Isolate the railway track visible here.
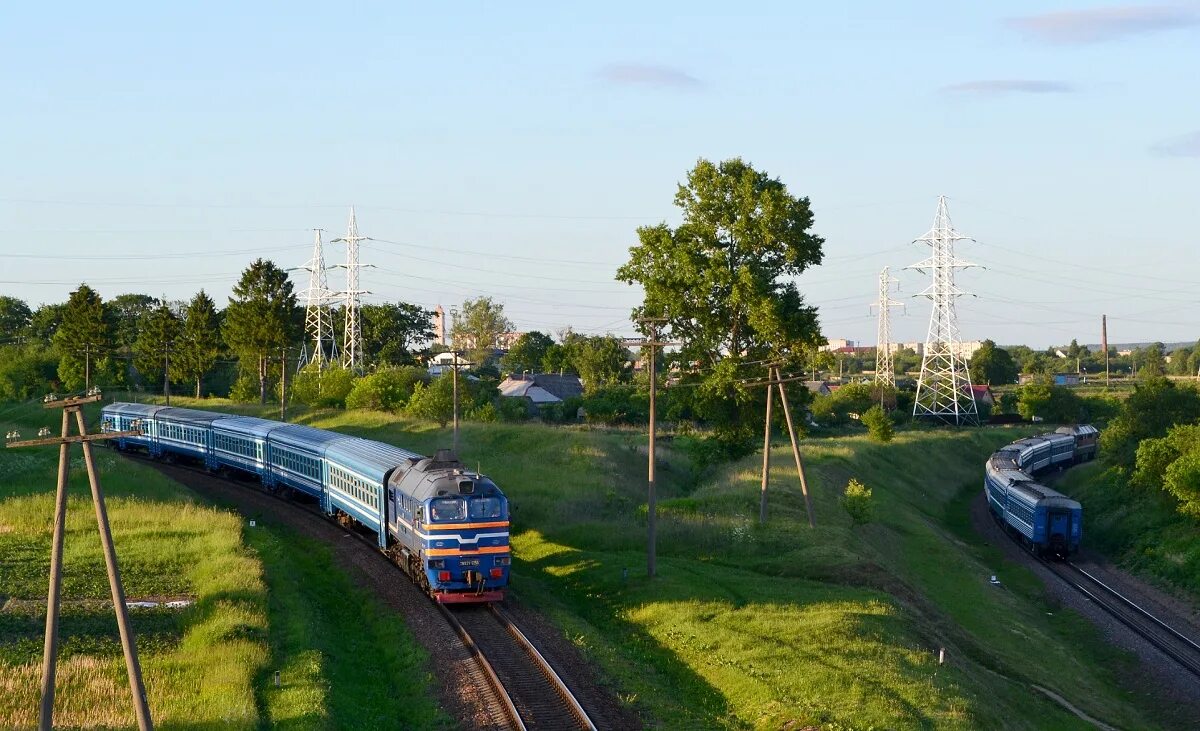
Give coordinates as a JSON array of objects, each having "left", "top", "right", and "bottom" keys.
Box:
[
  {"left": 442, "top": 604, "right": 597, "bottom": 731},
  {"left": 120, "top": 449, "right": 598, "bottom": 730},
  {"left": 1048, "top": 559, "right": 1200, "bottom": 679}
]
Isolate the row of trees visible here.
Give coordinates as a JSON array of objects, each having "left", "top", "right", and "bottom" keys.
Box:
[{"left": 0, "top": 259, "right": 436, "bottom": 403}]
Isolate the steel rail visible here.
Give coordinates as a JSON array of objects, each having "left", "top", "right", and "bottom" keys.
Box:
[
  {"left": 489, "top": 605, "right": 598, "bottom": 731},
  {"left": 1066, "top": 562, "right": 1200, "bottom": 657},
  {"left": 439, "top": 604, "right": 527, "bottom": 731},
  {"left": 1043, "top": 559, "right": 1200, "bottom": 679}
]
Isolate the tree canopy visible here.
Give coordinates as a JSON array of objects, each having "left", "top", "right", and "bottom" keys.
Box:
[
  {"left": 361, "top": 302, "right": 434, "bottom": 367},
  {"left": 968, "top": 340, "right": 1018, "bottom": 386},
  {"left": 133, "top": 301, "right": 181, "bottom": 391},
  {"left": 616, "top": 157, "right": 824, "bottom": 444},
  {"left": 451, "top": 296, "right": 513, "bottom": 366},
  {"left": 500, "top": 331, "right": 554, "bottom": 375},
  {"left": 223, "top": 260, "right": 297, "bottom": 404},
  {"left": 0, "top": 296, "right": 32, "bottom": 338},
  {"left": 53, "top": 284, "right": 114, "bottom": 390},
  {"left": 175, "top": 290, "right": 222, "bottom": 398}
]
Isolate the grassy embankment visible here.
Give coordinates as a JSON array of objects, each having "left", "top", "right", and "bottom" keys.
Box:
[
  {"left": 180, "top": 398, "right": 1164, "bottom": 729},
  {"left": 0, "top": 400, "right": 448, "bottom": 730},
  {"left": 1059, "top": 464, "right": 1200, "bottom": 600}
]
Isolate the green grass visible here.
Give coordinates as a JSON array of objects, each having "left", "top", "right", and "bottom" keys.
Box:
[
  {"left": 164, "top": 399, "right": 1166, "bottom": 729},
  {"left": 1058, "top": 463, "right": 1200, "bottom": 600},
  {"left": 0, "top": 400, "right": 447, "bottom": 729}
]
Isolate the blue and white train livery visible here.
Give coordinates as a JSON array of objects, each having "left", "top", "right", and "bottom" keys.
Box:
[
  {"left": 100, "top": 402, "right": 510, "bottom": 603},
  {"left": 983, "top": 425, "right": 1098, "bottom": 558}
]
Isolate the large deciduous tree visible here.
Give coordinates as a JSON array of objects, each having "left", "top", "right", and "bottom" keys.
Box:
[
  {"left": 562, "top": 333, "right": 631, "bottom": 392},
  {"left": 54, "top": 284, "right": 116, "bottom": 391},
  {"left": 223, "top": 259, "right": 297, "bottom": 404},
  {"left": 0, "top": 296, "right": 32, "bottom": 338},
  {"left": 968, "top": 340, "right": 1019, "bottom": 386},
  {"left": 501, "top": 331, "right": 554, "bottom": 375},
  {"left": 176, "top": 290, "right": 223, "bottom": 398},
  {"left": 617, "top": 158, "right": 824, "bottom": 442},
  {"left": 361, "top": 302, "right": 435, "bottom": 367},
  {"left": 450, "top": 296, "right": 513, "bottom": 366},
  {"left": 108, "top": 293, "right": 158, "bottom": 352}
]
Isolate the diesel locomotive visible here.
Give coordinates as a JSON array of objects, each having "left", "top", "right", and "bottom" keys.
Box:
[{"left": 100, "top": 402, "right": 510, "bottom": 603}]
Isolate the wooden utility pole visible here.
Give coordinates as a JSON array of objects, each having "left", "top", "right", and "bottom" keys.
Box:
[
  {"left": 1102, "top": 314, "right": 1109, "bottom": 387},
  {"left": 162, "top": 342, "right": 173, "bottom": 406},
  {"left": 451, "top": 349, "right": 462, "bottom": 456},
  {"left": 627, "top": 318, "right": 668, "bottom": 578},
  {"left": 752, "top": 367, "right": 815, "bottom": 528},
  {"left": 7, "top": 392, "right": 153, "bottom": 731},
  {"left": 280, "top": 347, "right": 288, "bottom": 422},
  {"left": 760, "top": 376, "right": 773, "bottom": 524}
]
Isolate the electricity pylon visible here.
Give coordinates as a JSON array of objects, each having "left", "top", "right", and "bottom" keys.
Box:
[
  {"left": 296, "top": 229, "right": 337, "bottom": 370},
  {"left": 332, "top": 208, "right": 370, "bottom": 373},
  {"left": 907, "top": 196, "right": 979, "bottom": 425},
  {"left": 871, "top": 267, "right": 904, "bottom": 387}
]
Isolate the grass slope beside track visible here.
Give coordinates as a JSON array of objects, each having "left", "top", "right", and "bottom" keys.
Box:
[
  {"left": 179, "top": 399, "right": 1164, "bottom": 730},
  {"left": 0, "top": 400, "right": 448, "bottom": 730},
  {"left": 1058, "top": 463, "right": 1200, "bottom": 601}
]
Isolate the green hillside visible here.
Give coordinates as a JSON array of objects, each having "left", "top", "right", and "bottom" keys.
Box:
[
  {"left": 0, "top": 400, "right": 448, "bottom": 729},
  {"left": 253, "top": 403, "right": 1160, "bottom": 730}
]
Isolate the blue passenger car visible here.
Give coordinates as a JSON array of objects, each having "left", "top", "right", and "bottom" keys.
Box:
[
  {"left": 99, "top": 401, "right": 511, "bottom": 603},
  {"left": 983, "top": 428, "right": 1090, "bottom": 557}
]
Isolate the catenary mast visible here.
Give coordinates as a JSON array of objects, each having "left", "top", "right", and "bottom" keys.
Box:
[{"left": 908, "top": 196, "right": 979, "bottom": 425}]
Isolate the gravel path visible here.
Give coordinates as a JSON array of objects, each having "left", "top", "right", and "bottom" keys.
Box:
[
  {"left": 151, "top": 461, "right": 638, "bottom": 730},
  {"left": 969, "top": 490, "right": 1200, "bottom": 730}
]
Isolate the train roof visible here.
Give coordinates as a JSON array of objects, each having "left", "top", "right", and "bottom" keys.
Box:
[
  {"left": 153, "top": 407, "right": 229, "bottom": 426},
  {"left": 268, "top": 423, "right": 350, "bottom": 452},
  {"left": 210, "top": 415, "right": 281, "bottom": 439},
  {"left": 325, "top": 437, "right": 423, "bottom": 483},
  {"left": 389, "top": 452, "right": 503, "bottom": 502},
  {"left": 101, "top": 402, "right": 169, "bottom": 419},
  {"left": 1056, "top": 424, "right": 1099, "bottom": 437}
]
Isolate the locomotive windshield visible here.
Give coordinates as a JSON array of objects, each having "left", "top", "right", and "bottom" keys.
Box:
[
  {"left": 469, "top": 496, "right": 503, "bottom": 520},
  {"left": 429, "top": 497, "right": 466, "bottom": 522}
]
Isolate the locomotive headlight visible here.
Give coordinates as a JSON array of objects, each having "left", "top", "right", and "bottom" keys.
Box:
[
  {"left": 428, "top": 559, "right": 446, "bottom": 569},
  {"left": 494, "top": 556, "right": 511, "bottom": 566}
]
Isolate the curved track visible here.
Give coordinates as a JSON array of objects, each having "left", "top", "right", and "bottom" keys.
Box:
[
  {"left": 1044, "top": 559, "right": 1200, "bottom": 679},
  {"left": 442, "top": 605, "right": 597, "bottom": 731},
  {"left": 119, "top": 448, "right": 598, "bottom": 729}
]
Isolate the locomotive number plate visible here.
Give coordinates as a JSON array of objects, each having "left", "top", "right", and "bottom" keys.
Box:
[{"left": 459, "top": 558, "right": 480, "bottom": 567}]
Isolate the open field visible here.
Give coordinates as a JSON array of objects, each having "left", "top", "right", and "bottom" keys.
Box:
[
  {"left": 162, "top": 398, "right": 1167, "bottom": 729},
  {"left": 0, "top": 400, "right": 447, "bottom": 729}
]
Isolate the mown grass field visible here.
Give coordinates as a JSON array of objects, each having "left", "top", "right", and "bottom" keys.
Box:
[
  {"left": 174, "top": 398, "right": 1165, "bottom": 729},
  {"left": 0, "top": 400, "right": 448, "bottom": 730}
]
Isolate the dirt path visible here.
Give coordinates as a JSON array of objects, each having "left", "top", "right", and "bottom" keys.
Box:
[{"left": 152, "top": 461, "right": 640, "bottom": 730}]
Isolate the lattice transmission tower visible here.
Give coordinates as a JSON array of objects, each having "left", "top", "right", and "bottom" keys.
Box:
[
  {"left": 296, "top": 228, "right": 338, "bottom": 370},
  {"left": 332, "top": 207, "right": 370, "bottom": 372},
  {"left": 907, "top": 196, "right": 979, "bottom": 425},
  {"left": 871, "top": 267, "right": 904, "bottom": 387}
]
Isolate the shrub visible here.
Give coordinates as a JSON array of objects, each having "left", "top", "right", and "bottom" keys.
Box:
[
  {"left": 467, "top": 401, "right": 498, "bottom": 423},
  {"left": 406, "top": 377, "right": 453, "bottom": 427},
  {"left": 842, "top": 478, "right": 873, "bottom": 525},
  {"left": 861, "top": 405, "right": 893, "bottom": 443},
  {"left": 229, "top": 371, "right": 260, "bottom": 403},
  {"left": 290, "top": 365, "right": 355, "bottom": 408},
  {"left": 496, "top": 397, "right": 529, "bottom": 423},
  {"left": 581, "top": 385, "right": 648, "bottom": 425},
  {"left": 345, "top": 366, "right": 426, "bottom": 411}
]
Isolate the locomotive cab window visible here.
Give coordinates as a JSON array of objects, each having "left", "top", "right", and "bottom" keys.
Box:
[
  {"left": 429, "top": 498, "right": 465, "bottom": 522},
  {"left": 468, "top": 497, "right": 503, "bottom": 520}
]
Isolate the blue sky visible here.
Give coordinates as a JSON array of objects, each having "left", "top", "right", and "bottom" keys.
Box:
[{"left": 2, "top": 1, "right": 1197, "bottom": 349}]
